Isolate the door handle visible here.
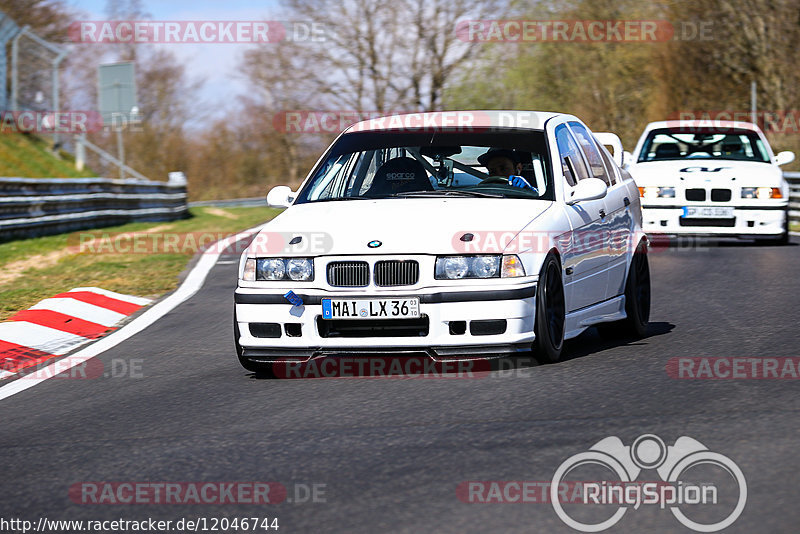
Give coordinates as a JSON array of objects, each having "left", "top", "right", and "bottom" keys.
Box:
[
  {"left": 624, "top": 197, "right": 630, "bottom": 207},
  {"left": 599, "top": 209, "right": 606, "bottom": 218}
]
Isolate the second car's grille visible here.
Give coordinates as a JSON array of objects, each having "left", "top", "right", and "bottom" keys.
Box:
[
  {"left": 327, "top": 261, "right": 369, "bottom": 287},
  {"left": 679, "top": 217, "right": 736, "bottom": 227},
  {"left": 711, "top": 188, "right": 732, "bottom": 202},
  {"left": 374, "top": 260, "right": 419, "bottom": 287},
  {"left": 686, "top": 188, "right": 706, "bottom": 201}
]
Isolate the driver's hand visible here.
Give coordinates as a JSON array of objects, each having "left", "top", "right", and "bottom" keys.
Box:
[{"left": 508, "top": 175, "right": 537, "bottom": 191}]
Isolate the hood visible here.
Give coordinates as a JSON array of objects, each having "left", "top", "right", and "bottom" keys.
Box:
[
  {"left": 628, "top": 159, "right": 783, "bottom": 187},
  {"left": 247, "top": 198, "right": 554, "bottom": 256}
]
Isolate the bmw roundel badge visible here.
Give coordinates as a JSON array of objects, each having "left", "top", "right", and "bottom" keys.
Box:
[{"left": 368, "top": 240, "right": 382, "bottom": 248}]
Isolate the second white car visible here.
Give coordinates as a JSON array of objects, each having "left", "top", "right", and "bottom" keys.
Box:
[{"left": 626, "top": 120, "right": 793, "bottom": 244}]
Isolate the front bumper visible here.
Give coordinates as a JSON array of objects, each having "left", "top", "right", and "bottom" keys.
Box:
[
  {"left": 234, "top": 284, "right": 536, "bottom": 361},
  {"left": 641, "top": 204, "right": 787, "bottom": 238}
]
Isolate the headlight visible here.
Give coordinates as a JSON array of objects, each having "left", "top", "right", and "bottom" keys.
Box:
[
  {"left": 642, "top": 186, "right": 674, "bottom": 199},
  {"left": 471, "top": 256, "right": 500, "bottom": 278},
  {"left": 258, "top": 259, "right": 286, "bottom": 280},
  {"left": 242, "top": 258, "right": 314, "bottom": 281},
  {"left": 286, "top": 258, "right": 313, "bottom": 280},
  {"left": 435, "top": 255, "right": 523, "bottom": 279},
  {"left": 742, "top": 187, "right": 782, "bottom": 199},
  {"left": 439, "top": 257, "right": 470, "bottom": 279}
]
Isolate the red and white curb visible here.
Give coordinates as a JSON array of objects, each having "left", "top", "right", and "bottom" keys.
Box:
[
  {"left": 0, "top": 288, "right": 151, "bottom": 378},
  {"left": 0, "top": 224, "right": 265, "bottom": 401}
]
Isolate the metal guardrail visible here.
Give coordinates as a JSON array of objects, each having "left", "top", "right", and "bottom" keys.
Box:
[
  {"left": 785, "top": 172, "right": 800, "bottom": 226},
  {"left": 188, "top": 197, "right": 265, "bottom": 208},
  {"left": 0, "top": 176, "right": 188, "bottom": 241}
]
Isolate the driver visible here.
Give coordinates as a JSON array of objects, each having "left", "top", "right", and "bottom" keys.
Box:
[{"left": 477, "top": 148, "right": 536, "bottom": 190}]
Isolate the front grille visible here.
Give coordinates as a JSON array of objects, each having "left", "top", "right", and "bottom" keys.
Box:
[
  {"left": 686, "top": 188, "right": 706, "bottom": 201},
  {"left": 679, "top": 218, "right": 736, "bottom": 227},
  {"left": 711, "top": 188, "right": 732, "bottom": 202},
  {"left": 317, "top": 317, "right": 429, "bottom": 338},
  {"left": 374, "top": 260, "right": 419, "bottom": 287},
  {"left": 327, "top": 261, "right": 369, "bottom": 287}
]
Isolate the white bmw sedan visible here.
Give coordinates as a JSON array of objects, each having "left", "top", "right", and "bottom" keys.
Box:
[
  {"left": 234, "top": 111, "right": 649, "bottom": 373},
  {"left": 626, "top": 120, "right": 794, "bottom": 244}
]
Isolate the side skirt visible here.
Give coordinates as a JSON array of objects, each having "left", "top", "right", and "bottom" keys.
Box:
[{"left": 564, "top": 295, "right": 626, "bottom": 340}]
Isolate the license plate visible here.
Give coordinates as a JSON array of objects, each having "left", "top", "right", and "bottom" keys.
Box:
[
  {"left": 321, "top": 298, "right": 420, "bottom": 320},
  {"left": 682, "top": 206, "right": 734, "bottom": 218}
]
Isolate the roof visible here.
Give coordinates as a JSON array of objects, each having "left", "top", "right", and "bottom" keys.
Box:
[
  {"left": 343, "top": 110, "right": 563, "bottom": 133},
  {"left": 644, "top": 119, "right": 763, "bottom": 133}
]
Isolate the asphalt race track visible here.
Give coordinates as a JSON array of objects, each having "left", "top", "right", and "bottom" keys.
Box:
[{"left": 2, "top": 236, "right": 799, "bottom": 533}]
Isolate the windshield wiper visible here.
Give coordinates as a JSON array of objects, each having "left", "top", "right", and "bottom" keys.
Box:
[
  {"left": 312, "top": 195, "right": 373, "bottom": 202},
  {"left": 390, "top": 190, "right": 504, "bottom": 198}
]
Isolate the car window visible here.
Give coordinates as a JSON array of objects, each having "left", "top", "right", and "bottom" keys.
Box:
[
  {"left": 569, "top": 122, "right": 611, "bottom": 186},
  {"left": 595, "top": 139, "right": 619, "bottom": 185},
  {"left": 555, "top": 124, "right": 590, "bottom": 186},
  {"left": 294, "top": 129, "right": 555, "bottom": 204}
]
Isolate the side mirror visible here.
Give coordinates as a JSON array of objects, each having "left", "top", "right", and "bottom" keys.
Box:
[
  {"left": 266, "top": 185, "right": 295, "bottom": 208},
  {"left": 775, "top": 151, "right": 795, "bottom": 166},
  {"left": 567, "top": 178, "right": 608, "bottom": 205},
  {"left": 622, "top": 151, "right": 634, "bottom": 169}
]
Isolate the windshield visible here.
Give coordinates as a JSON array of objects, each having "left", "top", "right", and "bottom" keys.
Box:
[
  {"left": 638, "top": 128, "right": 770, "bottom": 163},
  {"left": 294, "top": 129, "right": 554, "bottom": 204}
]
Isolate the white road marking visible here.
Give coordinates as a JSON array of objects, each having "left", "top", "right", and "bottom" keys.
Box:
[
  {"left": 0, "top": 224, "right": 265, "bottom": 401},
  {"left": 68, "top": 287, "right": 152, "bottom": 306},
  {"left": 0, "top": 322, "right": 92, "bottom": 355},
  {"left": 29, "top": 298, "right": 126, "bottom": 327}
]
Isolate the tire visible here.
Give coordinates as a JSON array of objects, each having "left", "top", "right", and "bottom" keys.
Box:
[
  {"left": 234, "top": 311, "right": 275, "bottom": 376},
  {"left": 533, "top": 253, "right": 566, "bottom": 364},
  {"left": 598, "top": 242, "right": 650, "bottom": 339}
]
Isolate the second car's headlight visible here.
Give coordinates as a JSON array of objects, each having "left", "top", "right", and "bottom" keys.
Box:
[
  {"left": 241, "top": 258, "right": 314, "bottom": 281},
  {"left": 642, "top": 186, "right": 675, "bottom": 199},
  {"left": 435, "top": 255, "right": 523, "bottom": 279},
  {"left": 742, "top": 187, "right": 782, "bottom": 199}
]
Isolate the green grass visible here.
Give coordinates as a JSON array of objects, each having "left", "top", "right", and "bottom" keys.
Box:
[
  {"left": 0, "top": 206, "right": 280, "bottom": 320},
  {"left": 0, "top": 133, "right": 96, "bottom": 178},
  {"left": 791, "top": 221, "right": 799, "bottom": 233}
]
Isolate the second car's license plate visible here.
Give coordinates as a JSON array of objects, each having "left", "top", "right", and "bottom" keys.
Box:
[
  {"left": 321, "top": 298, "right": 420, "bottom": 320},
  {"left": 682, "top": 206, "right": 734, "bottom": 218}
]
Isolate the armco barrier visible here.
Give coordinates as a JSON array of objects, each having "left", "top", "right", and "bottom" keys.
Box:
[
  {"left": 0, "top": 176, "right": 188, "bottom": 241},
  {"left": 786, "top": 172, "right": 800, "bottom": 226}
]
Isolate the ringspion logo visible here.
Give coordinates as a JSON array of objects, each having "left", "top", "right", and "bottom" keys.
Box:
[{"left": 551, "top": 434, "right": 746, "bottom": 532}]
